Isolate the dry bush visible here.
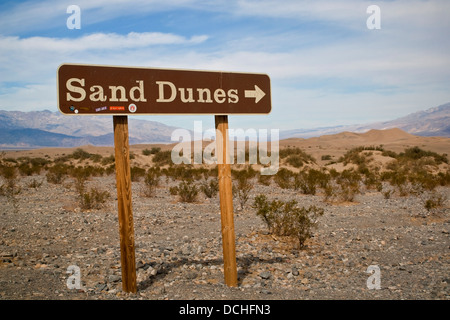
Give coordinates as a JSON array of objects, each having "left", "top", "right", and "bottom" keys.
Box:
[
  {"left": 26, "top": 178, "right": 43, "bottom": 189},
  {"left": 200, "top": 178, "right": 219, "bottom": 198},
  {"left": 323, "top": 169, "right": 361, "bottom": 203},
  {"left": 170, "top": 181, "right": 198, "bottom": 203},
  {"left": 253, "top": 194, "right": 324, "bottom": 249},
  {"left": 336, "top": 169, "right": 361, "bottom": 202},
  {"left": 142, "top": 147, "right": 161, "bottom": 156},
  {"left": 258, "top": 173, "right": 272, "bottom": 186},
  {"left": 232, "top": 166, "right": 257, "bottom": 209},
  {"left": 131, "top": 166, "right": 146, "bottom": 182},
  {"left": 143, "top": 168, "right": 161, "bottom": 197},
  {"left": 152, "top": 150, "right": 172, "bottom": 166},
  {"left": 274, "top": 168, "right": 294, "bottom": 189},
  {"left": 80, "top": 187, "right": 110, "bottom": 210},
  {"left": 46, "top": 163, "right": 71, "bottom": 184},
  {"left": 423, "top": 192, "right": 447, "bottom": 214},
  {"left": 0, "top": 165, "right": 21, "bottom": 212}
]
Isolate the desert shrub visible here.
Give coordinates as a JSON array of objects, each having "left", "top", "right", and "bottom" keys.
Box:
[
  {"left": 339, "top": 148, "right": 366, "bottom": 166},
  {"left": 437, "top": 171, "right": 450, "bottom": 186},
  {"left": 381, "top": 185, "right": 395, "bottom": 199},
  {"left": 233, "top": 177, "right": 253, "bottom": 210},
  {"left": 252, "top": 194, "right": 324, "bottom": 249},
  {"left": 383, "top": 147, "right": 448, "bottom": 166},
  {"left": 16, "top": 157, "right": 49, "bottom": 176},
  {"left": 46, "top": 164, "right": 70, "bottom": 184},
  {"left": 407, "top": 173, "right": 448, "bottom": 214},
  {"left": 142, "top": 147, "right": 161, "bottom": 155},
  {"left": 339, "top": 146, "right": 384, "bottom": 166},
  {"left": 200, "top": 179, "right": 219, "bottom": 198},
  {"left": 152, "top": 150, "right": 172, "bottom": 166},
  {"left": 130, "top": 166, "right": 146, "bottom": 182},
  {"left": 321, "top": 155, "right": 332, "bottom": 161},
  {"left": 296, "top": 169, "right": 329, "bottom": 195},
  {"left": 279, "top": 147, "right": 315, "bottom": 168},
  {"left": 401, "top": 146, "right": 448, "bottom": 164},
  {"left": 80, "top": 187, "right": 110, "bottom": 210},
  {"left": 3, "top": 158, "right": 17, "bottom": 164},
  {"left": 362, "top": 169, "right": 380, "bottom": 190},
  {"left": 143, "top": 168, "right": 160, "bottom": 197},
  {"left": 381, "top": 169, "right": 410, "bottom": 196},
  {"left": 274, "top": 168, "right": 294, "bottom": 189},
  {"left": 280, "top": 147, "right": 315, "bottom": 160},
  {"left": 323, "top": 182, "right": 335, "bottom": 202},
  {"left": 381, "top": 149, "right": 398, "bottom": 158},
  {"left": 90, "top": 154, "right": 103, "bottom": 163},
  {"left": 231, "top": 166, "right": 258, "bottom": 180},
  {"left": 170, "top": 181, "right": 198, "bottom": 202},
  {"left": 101, "top": 155, "right": 115, "bottom": 165},
  {"left": 286, "top": 155, "right": 304, "bottom": 168},
  {"left": 409, "top": 171, "right": 439, "bottom": 191},
  {"left": 70, "top": 166, "right": 109, "bottom": 210},
  {"left": 71, "top": 148, "right": 92, "bottom": 161},
  {"left": 335, "top": 169, "right": 361, "bottom": 202},
  {"left": 18, "top": 162, "right": 34, "bottom": 176},
  {"left": 105, "top": 164, "right": 115, "bottom": 175},
  {"left": 258, "top": 173, "right": 272, "bottom": 186},
  {"left": 26, "top": 178, "right": 43, "bottom": 189},
  {"left": 231, "top": 166, "right": 256, "bottom": 210},
  {"left": 70, "top": 167, "right": 90, "bottom": 196},
  {"left": 164, "top": 165, "right": 206, "bottom": 182},
  {"left": 86, "top": 165, "right": 105, "bottom": 177},
  {"left": 0, "top": 166, "right": 21, "bottom": 211},
  {"left": 169, "top": 186, "right": 178, "bottom": 195},
  {"left": 423, "top": 192, "right": 447, "bottom": 213}
]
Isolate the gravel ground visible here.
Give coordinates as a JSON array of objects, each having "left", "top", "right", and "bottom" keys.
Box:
[{"left": 0, "top": 174, "right": 449, "bottom": 300}]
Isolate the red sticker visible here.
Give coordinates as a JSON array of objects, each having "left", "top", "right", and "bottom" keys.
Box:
[{"left": 110, "top": 106, "right": 125, "bottom": 111}]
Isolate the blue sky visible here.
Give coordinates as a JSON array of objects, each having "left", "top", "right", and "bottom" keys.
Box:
[{"left": 0, "top": 0, "right": 449, "bottom": 131}]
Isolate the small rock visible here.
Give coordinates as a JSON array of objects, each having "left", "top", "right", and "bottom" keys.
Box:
[
  {"left": 259, "top": 271, "right": 271, "bottom": 279},
  {"left": 291, "top": 267, "right": 299, "bottom": 276},
  {"left": 185, "top": 271, "right": 197, "bottom": 280},
  {"left": 108, "top": 275, "right": 121, "bottom": 283},
  {"left": 95, "top": 283, "right": 107, "bottom": 291}
]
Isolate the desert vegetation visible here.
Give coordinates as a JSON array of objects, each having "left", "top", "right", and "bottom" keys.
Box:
[{"left": 0, "top": 144, "right": 448, "bottom": 248}]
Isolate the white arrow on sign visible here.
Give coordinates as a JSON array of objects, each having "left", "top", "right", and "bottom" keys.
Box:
[{"left": 244, "top": 85, "right": 266, "bottom": 103}]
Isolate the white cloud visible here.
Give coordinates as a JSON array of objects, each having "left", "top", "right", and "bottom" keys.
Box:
[
  {"left": 0, "top": 0, "right": 449, "bottom": 129},
  {"left": 0, "top": 32, "right": 207, "bottom": 53}
]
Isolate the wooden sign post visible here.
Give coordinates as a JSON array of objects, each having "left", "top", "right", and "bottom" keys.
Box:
[
  {"left": 215, "top": 115, "right": 238, "bottom": 287},
  {"left": 113, "top": 116, "right": 137, "bottom": 293},
  {"left": 57, "top": 63, "right": 271, "bottom": 293}
]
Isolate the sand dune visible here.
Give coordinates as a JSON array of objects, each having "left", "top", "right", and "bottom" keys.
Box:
[{"left": 2, "top": 128, "right": 449, "bottom": 168}]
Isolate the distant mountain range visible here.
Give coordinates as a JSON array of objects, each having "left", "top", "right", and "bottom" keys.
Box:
[
  {"left": 0, "top": 110, "right": 179, "bottom": 149},
  {"left": 0, "top": 102, "right": 449, "bottom": 149},
  {"left": 280, "top": 102, "right": 450, "bottom": 139}
]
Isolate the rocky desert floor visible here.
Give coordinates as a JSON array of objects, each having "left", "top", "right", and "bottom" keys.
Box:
[{"left": 0, "top": 172, "right": 449, "bottom": 300}]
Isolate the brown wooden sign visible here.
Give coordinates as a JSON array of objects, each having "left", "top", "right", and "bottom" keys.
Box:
[
  {"left": 57, "top": 63, "right": 271, "bottom": 115},
  {"left": 57, "top": 63, "right": 271, "bottom": 293}
]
